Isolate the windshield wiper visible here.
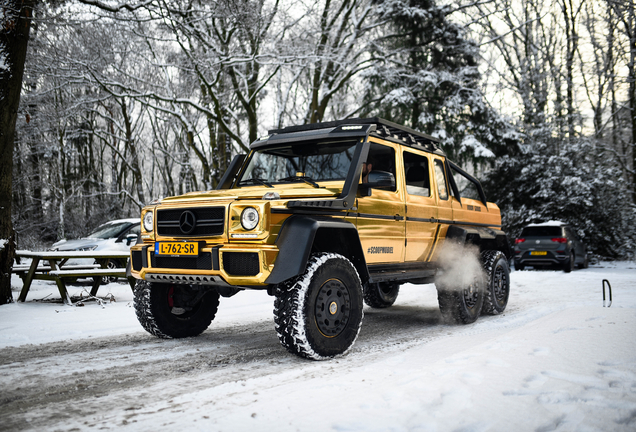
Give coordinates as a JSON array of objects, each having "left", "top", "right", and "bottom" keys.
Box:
[
  {"left": 238, "top": 178, "right": 274, "bottom": 188},
  {"left": 279, "top": 175, "right": 320, "bottom": 188}
]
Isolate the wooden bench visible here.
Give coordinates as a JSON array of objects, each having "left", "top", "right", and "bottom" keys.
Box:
[
  {"left": 14, "top": 251, "right": 136, "bottom": 305},
  {"left": 12, "top": 264, "right": 102, "bottom": 273}
]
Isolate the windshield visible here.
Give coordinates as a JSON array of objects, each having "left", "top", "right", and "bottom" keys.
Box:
[
  {"left": 236, "top": 139, "right": 358, "bottom": 187},
  {"left": 88, "top": 222, "right": 133, "bottom": 239},
  {"left": 520, "top": 226, "right": 563, "bottom": 237}
]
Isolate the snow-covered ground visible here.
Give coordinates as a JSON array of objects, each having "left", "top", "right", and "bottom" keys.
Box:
[{"left": 1, "top": 262, "right": 635, "bottom": 431}]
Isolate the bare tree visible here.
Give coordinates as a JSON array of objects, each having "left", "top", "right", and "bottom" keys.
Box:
[{"left": 1, "top": 0, "right": 36, "bottom": 304}]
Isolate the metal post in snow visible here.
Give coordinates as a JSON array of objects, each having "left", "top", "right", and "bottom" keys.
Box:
[{"left": 602, "top": 279, "right": 612, "bottom": 308}]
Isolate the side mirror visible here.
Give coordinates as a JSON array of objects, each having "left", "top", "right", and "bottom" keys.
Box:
[
  {"left": 359, "top": 171, "right": 395, "bottom": 196},
  {"left": 367, "top": 170, "right": 395, "bottom": 187},
  {"left": 126, "top": 233, "right": 138, "bottom": 246}
]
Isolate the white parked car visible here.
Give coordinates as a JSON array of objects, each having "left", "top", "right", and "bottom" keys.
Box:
[{"left": 50, "top": 218, "right": 140, "bottom": 282}]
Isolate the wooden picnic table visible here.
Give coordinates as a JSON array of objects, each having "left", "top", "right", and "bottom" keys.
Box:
[{"left": 14, "top": 250, "right": 136, "bottom": 305}]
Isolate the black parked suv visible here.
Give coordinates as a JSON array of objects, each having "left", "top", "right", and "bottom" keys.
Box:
[{"left": 513, "top": 222, "right": 588, "bottom": 272}]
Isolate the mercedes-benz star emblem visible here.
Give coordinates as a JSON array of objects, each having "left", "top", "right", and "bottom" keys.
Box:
[{"left": 179, "top": 211, "right": 197, "bottom": 234}]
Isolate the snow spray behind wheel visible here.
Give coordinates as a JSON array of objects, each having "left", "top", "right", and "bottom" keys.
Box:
[{"left": 434, "top": 242, "right": 486, "bottom": 292}]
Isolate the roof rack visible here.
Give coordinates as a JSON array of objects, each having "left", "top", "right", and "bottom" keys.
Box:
[{"left": 268, "top": 117, "right": 442, "bottom": 154}]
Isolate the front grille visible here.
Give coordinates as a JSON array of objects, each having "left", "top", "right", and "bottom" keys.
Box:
[
  {"left": 223, "top": 252, "right": 260, "bottom": 276},
  {"left": 157, "top": 207, "right": 225, "bottom": 237},
  {"left": 151, "top": 252, "right": 213, "bottom": 270},
  {"left": 131, "top": 250, "right": 143, "bottom": 271}
]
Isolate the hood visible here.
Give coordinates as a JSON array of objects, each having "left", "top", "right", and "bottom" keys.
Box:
[
  {"left": 159, "top": 184, "right": 341, "bottom": 205},
  {"left": 51, "top": 237, "right": 109, "bottom": 251}
]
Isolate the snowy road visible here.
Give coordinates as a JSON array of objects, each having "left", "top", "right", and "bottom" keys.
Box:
[{"left": 1, "top": 263, "right": 635, "bottom": 431}]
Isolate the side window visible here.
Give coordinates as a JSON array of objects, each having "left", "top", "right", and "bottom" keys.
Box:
[
  {"left": 363, "top": 143, "right": 397, "bottom": 191},
  {"left": 403, "top": 151, "right": 430, "bottom": 197},
  {"left": 449, "top": 166, "right": 481, "bottom": 200},
  {"left": 433, "top": 159, "right": 449, "bottom": 200}
]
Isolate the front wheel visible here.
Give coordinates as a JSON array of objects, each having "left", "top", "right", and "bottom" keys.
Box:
[
  {"left": 481, "top": 251, "right": 510, "bottom": 315},
  {"left": 274, "top": 253, "right": 363, "bottom": 360},
  {"left": 133, "top": 281, "right": 220, "bottom": 338}
]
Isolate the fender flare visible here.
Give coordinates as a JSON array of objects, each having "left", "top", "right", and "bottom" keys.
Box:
[
  {"left": 265, "top": 215, "right": 369, "bottom": 285},
  {"left": 446, "top": 224, "right": 512, "bottom": 259}
]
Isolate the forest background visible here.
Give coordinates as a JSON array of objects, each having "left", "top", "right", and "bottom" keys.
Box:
[{"left": 1, "top": 0, "right": 634, "bottom": 272}]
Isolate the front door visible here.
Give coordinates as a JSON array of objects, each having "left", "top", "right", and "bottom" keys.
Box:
[
  {"left": 403, "top": 149, "right": 438, "bottom": 262},
  {"left": 356, "top": 141, "right": 405, "bottom": 264}
]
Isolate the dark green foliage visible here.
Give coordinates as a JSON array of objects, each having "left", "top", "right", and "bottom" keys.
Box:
[
  {"left": 483, "top": 139, "right": 636, "bottom": 259},
  {"left": 362, "top": 0, "right": 518, "bottom": 166}
]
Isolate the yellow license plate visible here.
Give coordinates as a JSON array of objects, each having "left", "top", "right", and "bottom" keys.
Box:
[
  {"left": 530, "top": 251, "right": 547, "bottom": 256},
  {"left": 155, "top": 242, "right": 199, "bottom": 256}
]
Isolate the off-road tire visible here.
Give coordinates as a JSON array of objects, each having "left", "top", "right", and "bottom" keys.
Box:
[
  {"left": 436, "top": 269, "right": 484, "bottom": 325},
  {"left": 481, "top": 251, "right": 510, "bottom": 315},
  {"left": 563, "top": 252, "right": 574, "bottom": 273},
  {"left": 363, "top": 282, "right": 399, "bottom": 308},
  {"left": 133, "top": 280, "right": 220, "bottom": 338},
  {"left": 273, "top": 253, "right": 363, "bottom": 360}
]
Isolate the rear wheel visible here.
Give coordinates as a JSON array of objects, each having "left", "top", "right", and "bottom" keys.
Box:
[
  {"left": 563, "top": 252, "right": 574, "bottom": 273},
  {"left": 578, "top": 255, "right": 589, "bottom": 269},
  {"left": 363, "top": 282, "right": 399, "bottom": 308},
  {"left": 134, "top": 280, "right": 220, "bottom": 338},
  {"left": 274, "top": 253, "right": 363, "bottom": 360},
  {"left": 481, "top": 251, "right": 510, "bottom": 315}
]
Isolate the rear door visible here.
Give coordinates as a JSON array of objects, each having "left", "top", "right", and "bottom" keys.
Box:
[{"left": 429, "top": 157, "right": 452, "bottom": 260}]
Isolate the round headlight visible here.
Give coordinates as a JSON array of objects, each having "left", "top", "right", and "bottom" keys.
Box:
[
  {"left": 143, "top": 211, "right": 154, "bottom": 232},
  {"left": 241, "top": 207, "right": 260, "bottom": 231}
]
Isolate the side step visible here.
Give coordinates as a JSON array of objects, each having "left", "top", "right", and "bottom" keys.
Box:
[{"left": 368, "top": 265, "right": 436, "bottom": 284}]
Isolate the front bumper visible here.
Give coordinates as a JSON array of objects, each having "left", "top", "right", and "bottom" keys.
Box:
[{"left": 129, "top": 243, "right": 279, "bottom": 287}]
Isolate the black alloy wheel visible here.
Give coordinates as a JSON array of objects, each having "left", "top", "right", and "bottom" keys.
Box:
[
  {"left": 314, "top": 278, "right": 352, "bottom": 337},
  {"left": 437, "top": 268, "right": 485, "bottom": 325},
  {"left": 363, "top": 282, "right": 400, "bottom": 308},
  {"left": 481, "top": 251, "right": 510, "bottom": 315},
  {"left": 274, "top": 253, "right": 363, "bottom": 360}
]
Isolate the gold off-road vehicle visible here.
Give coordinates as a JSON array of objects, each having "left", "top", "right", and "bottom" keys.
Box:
[{"left": 130, "top": 118, "right": 511, "bottom": 360}]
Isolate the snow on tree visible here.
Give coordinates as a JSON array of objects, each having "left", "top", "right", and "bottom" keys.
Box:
[{"left": 359, "top": 0, "right": 518, "bottom": 168}]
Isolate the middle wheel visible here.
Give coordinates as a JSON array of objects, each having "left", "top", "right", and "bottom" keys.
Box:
[
  {"left": 274, "top": 253, "right": 364, "bottom": 360},
  {"left": 363, "top": 282, "right": 400, "bottom": 308},
  {"left": 436, "top": 270, "right": 485, "bottom": 325}
]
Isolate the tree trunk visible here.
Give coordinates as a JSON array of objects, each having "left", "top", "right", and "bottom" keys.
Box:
[
  {"left": 629, "top": 0, "right": 636, "bottom": 203},
  {"left": 0, "top": 0, "right": 36, "bottom": 305},
  {"left": 120, "top": 100, "right": 145, "bottom": 206}
]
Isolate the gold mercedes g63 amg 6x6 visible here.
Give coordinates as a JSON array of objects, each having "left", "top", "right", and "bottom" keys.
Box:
[{"left": 130, "top": 118, "right": 511, "bottom": 360}]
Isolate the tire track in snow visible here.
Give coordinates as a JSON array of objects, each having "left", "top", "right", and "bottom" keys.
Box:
[{"left": 0, "top": 292, "right": 561, "bottom": 431}]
